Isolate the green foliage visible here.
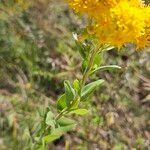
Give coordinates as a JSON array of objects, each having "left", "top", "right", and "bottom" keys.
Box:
[
  {"left": 81, "top": 79, "right": 105, "bottom": 101},
  {"left": 57, "top": 94, "right": 67, "bottom": 111},
  {"left": 73, "top": 79, "right": 80, "bottom": 94},
  {"left": 69, "top": 108, "right": 89, "bottom": 115},
  {"left": 42, "top": 124, "right": 75, "bottom": 145},
  {"left": 0, "top": 1, "right": 149, "bottom": 150},
  {"left": 45, "top": 111, "right": 55, "bottom": 129},
  {"left": 75, "top": 41, "right": 90, "bottom": 59},
  {"left": 91, "top": 65, "right": 121, "bottom": 74},
  {"left": 64, "top": 80, "right": 75, "bottom": 107},
  {"left": 57, "top": 117, "right": 76, "bottom": 126}
]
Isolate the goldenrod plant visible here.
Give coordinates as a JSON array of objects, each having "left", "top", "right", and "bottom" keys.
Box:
[
  {"left": 37, "top": 0, "right": 150, "bottom": 149},
  {"left": 0, "top": 0, "right": 149, "bottom": 149}
]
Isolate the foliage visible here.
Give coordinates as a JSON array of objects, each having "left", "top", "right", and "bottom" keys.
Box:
[{"left": 0, "top": 0, "right": 149, "bottom": 150}]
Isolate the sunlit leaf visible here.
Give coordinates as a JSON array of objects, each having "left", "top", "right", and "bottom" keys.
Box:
[
  {"left": 57, "top": 117, "right": 76, "bottom": 126},
  {"left": 91, "top": 65, "right": 121, "bottom": 74},
  {"left": 57, "top": 94, "right": 67, "bottom": 111},
  {"left": 69, "top": 108, "right": 89, "bottom": 115},
  {"left": 45, "top": 111, "right": 55, "bottom": 129},
  {"left": 43, "top": 124, "right": 75, "bottom": 144},
  {"left": 81, "top": 79, "right": 105, "bottom": 101},
  {"left": 73, "top": 79, "right": 80, "bottom": 94},
  {"left": 64, "top": 80, "right": 75, "bottom": 106}
]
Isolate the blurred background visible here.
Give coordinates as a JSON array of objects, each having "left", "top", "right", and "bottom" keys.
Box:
[{"left": 0, "top": 0, "right": 150, "bottom": 149}]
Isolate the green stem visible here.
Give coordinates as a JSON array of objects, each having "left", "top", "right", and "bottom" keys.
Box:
[
  {"left": 81, "top": 46, "right": 101, "bottom": 89},
  {"left": 43, "top": 46, "right": 101, "bottom": 138},
  {"left": 55, "top": 108, "right": 68, "bottom": 121},
  {"left": 55, "top": 47, "right": 100, "bottom": 119}
]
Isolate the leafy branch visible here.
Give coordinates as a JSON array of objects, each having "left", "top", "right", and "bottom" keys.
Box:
[{"left": 36, "top": 41, "right": 121, "bottom": 148}]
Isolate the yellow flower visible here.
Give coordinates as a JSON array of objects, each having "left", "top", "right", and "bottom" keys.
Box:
[
  {"left": 67, "top": 0, "right": 150, "bottom": 49},
  {"left": 135, "top": 6, "right": 150, "bottom": 48}
]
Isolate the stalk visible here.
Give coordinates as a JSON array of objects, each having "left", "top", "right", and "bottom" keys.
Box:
[
  {"left": 42, "top": 46, "right": 101, "bottom": 138},
  {"left": 54, "top": 46, "right": 100, "bottom": 121}
]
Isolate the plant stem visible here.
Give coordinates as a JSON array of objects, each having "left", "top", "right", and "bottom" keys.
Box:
[
  {"left": 43, "top": 46, "right": 101, "bottom": 139},
  {"left": 55, "top": 108, "right": 68, "bottom": 120},
  {"left": 81, "top": 47, "right": 100, "bottom": 89},
  {"left": 55, "top": 47, "right": 100, "bottom": 120}
]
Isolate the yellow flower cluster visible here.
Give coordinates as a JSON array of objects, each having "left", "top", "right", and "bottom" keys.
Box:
[{"left": 67, "top": 0, "right": 150, "bottom": 48}]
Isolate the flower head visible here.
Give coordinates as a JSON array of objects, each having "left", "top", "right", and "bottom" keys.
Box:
[{"left": 67, "top": 0, "right": 150, "bottom": 49}]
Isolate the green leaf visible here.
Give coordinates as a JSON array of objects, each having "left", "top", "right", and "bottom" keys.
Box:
[
  {"left": 43, "top": 134, "right": 60, "bottom": 144},
  {"left": 91, "top": 65, "right": 121, "bottom": 74},
  {"left": 82, "top": 59, "right": 88, "bottom": 72},
  {"left": 64, "top": 80, "right": 75, "bottom": 106},
  {"left": 73, "top": 79, "right": 80, "bottom": 94},
  {"left": 45, "top": 111, "right": 55, "bottom": 129},
  {"left": 57, "top": 94, "right": 67, "bottom": 111},
  {"left": 81, "top": 79, "right": 104, "bottom": 101},
  {"left": 57, "top": 117, "right": 76, "bottom": 126},
  {"left": 70, "top": 98, "right": 80, "bottom": 109},
  {"left": 75, "top": 41, "right": 87, "bottom": 59},
  {"left": 46, "top": 111, "right": 54, "bottom": 120},
  {"left": 42, "top": 124, "right": 75, "bottom": 144},
  {"left": 93, "top": 53, "right": 103, "bottom": 69},
  {"left": 69, "top": 109, "right": 89, "bottom": 115},
  {"left": 51, "top": 124, "right": 75, "bottom": 135}
]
